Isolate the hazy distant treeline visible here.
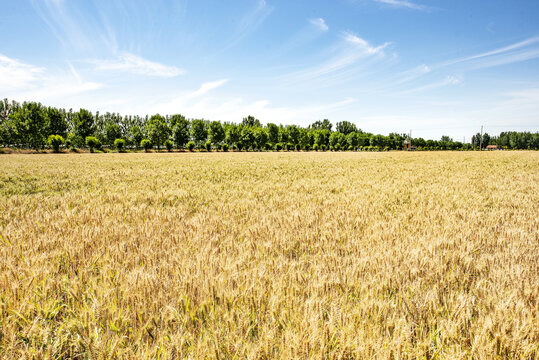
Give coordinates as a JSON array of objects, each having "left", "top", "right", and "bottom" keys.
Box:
[{"left": 1, "top": 98, "right": 537, "bottom": 151}]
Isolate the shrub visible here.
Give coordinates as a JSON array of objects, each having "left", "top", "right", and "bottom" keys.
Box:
[
  {"left": 329, "top": 146, "right": 334, "bottom": 151},
  {"left": 48, "top": 135, "right": 64, "bottom": 152},
  {"left": 86, "top": 136, "right": 100, "bottom": 153},
  {"left": 286, "top": 143, "right": 293, "bottom": 151},
  {"left": 205, "top": 141, "right": 212, "bottom": 152},
  {"left": 187, "top": 141, "right": 195, "bottom": 152},
  {"left": 264, "top": 143, "right": 272, "bottom": 151},
  {"left": 313, "top": 144, "right": 319, "bottom": 151},
  {"left": 275, "top": 143, "right": 282, "bottom": 151},
  {"left": 304, "top": 144, "right": 311, "bottom": 151},
  {"left": 164, "top": 139, "right": 173, "bottom": 151},
  {"left": 335, "top": 144, "right": 341, "bottom": 151},
  {"left": 140, "top": 139, "right": 152, "bottom": 152},
  {"left": 295, "top": 144, "right": 301, "bottom": 151},
  {"left": 114, "top": 138, "right": 125, "bottom": 152},
  {"left": 222, "top": 143, "right": 229, "bottom": 152},
  {"left": 236, "top": 142, "right": 244, "bottom": 151},
  {"left": 321, "top": 144, "right": 327, "bottom": 151}
]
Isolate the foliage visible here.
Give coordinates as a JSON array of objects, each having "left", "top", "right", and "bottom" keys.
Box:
[
  {"left": 73, "top": 109, "right": 96, "bottom": 141},
  {"left": 205, "top": 141, "right": 212, "bottom": 152},
  {"left": 164, "top": 139, "right": 173, "bottom": 151},
  {"left": 187, "top": 141, "right": 195, "bottom": 151},
  {"left": 146, "top": 114, "right": 170, "bottom": 150},
  {"left": 190, "top": 119, "right": 208, "bottom": 145},
  {"left": 140, "top": 139, "right": 152, "bottom": 151},
  {"left": 85, "top": 136, "right": 100, "bottom": 152},
  {"left": 114, "top": 138, "right": 125, "bottom": 152},
  {"left": 222, "top": 143, "right": 229, "bottom": 152},
  {"left": 208, "top": 121, "right": 225, "bottom": 145},
  {"left": 2, "top": 98, "right": 538, "bottom": 152},
  {"left": 47, "top": 134, "right": 64, "bottom": 152}
]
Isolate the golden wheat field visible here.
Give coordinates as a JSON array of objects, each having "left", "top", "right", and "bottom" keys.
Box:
[{"left": 0, "top": 151, "right": 538, "bottom": 359}]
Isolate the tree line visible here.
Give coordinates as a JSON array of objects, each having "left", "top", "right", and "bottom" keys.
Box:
[{"left": 1, "top": 98, "right": 538, "bottom": 152}]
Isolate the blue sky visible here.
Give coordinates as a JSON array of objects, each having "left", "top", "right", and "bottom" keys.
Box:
[{"left": 1, "top": 0, "right": 539, "bottom": 139}]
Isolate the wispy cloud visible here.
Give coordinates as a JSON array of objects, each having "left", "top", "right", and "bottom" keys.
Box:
[
  {"left": 395, "top": 64, "right": 431, "bottom": 84},
  {"left": 281, "top": 33, "right": 390, "bottom": 84},
  {"left": 93, "top": 53, "right": 185, "bottom": 77},
  {"left": 155, "top": 95, "right": 357, "bottom": 127},
  {"left": 444, "top": 36, "right": 539, "bottom": 68},
  {"left": 154, "top": 79, "right": 230, "bottom": 113},
  {"left": 0, "top": 54, "right": 44, "bottom": 90},
  {"left": 375, "top": 0, "right": 427, "bottom": 11},
  {"left": 400, "top": 75, "right": 462, "bottom": 94},
  {"left": 227, "top": 0, "right": 273, "bottom": 49},
  {"left": 309, "top": 18, "right": 329, "bottom": 32},
  {"left": 0, "top": 54, "right": 102, "bottom": 101},
  {"left": 343, "top": 32, "right": 390, "bottom": 55},
  {"left": 191, "top": 79, "right": 229, "bottom": 98}
]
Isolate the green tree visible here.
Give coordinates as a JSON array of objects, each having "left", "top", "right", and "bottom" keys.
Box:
[
  {"left": 309, "top": 119, "right": 332, "bottom": 131},
  {"left": 370, "top": 134, "right": 388, "bottom": 148},
  {"left": 86, "top": 136, "right": 100, "bottom": 152},
  {"left": 346, "top": 132, "right": 359, "bottom": 150},
  {"left": 241, "top": 115, "right": 261, "bottom": 128},
  {"left": 11, "top": 102, "right": 48, "bottom": 150},
  {"left": 140, "top": 139, "right": 152, "bottom": 151},
  {"left": 73, "top": 109, "right": 96, "bottom": 141},
  {"left": 129, "top": 126, "right": 144, "bottom": 148},
  {"left": 266, "top": 123, "right": 279, "bottom": 145},
  {"left": 240, "top": 126, "right": 255, "bottom": 150},
  {"left": 48, "top": 134, "right": 64, "bottom": 152},
  {"left": 336, "top": 121, "right": 357, "bottom": 135},
  {"left": 208, "top": 120, "right": 225, "bottom": 145},
  {"left": 171, "top": 118, "right": 189, "bottom": 149},
  {"left": 287, "top": 125, "right": 300, "bottom": 145},
  {"left": 114, "top": 138, "right": 125, "bottom": 152},
  {"left": 225, "top": 123, "right": 240, "bottom": 147},
  {"left": 190, "top": 119, "right": 208, "bottom": 145},
  {"left": 164, "top": 139, "right": 173, "bottom": 151},
  {"left": 329, "top": 132, "right": 346, "bottom": 149},
  {"left": 254, "top": 127, "right": 268, "bottom": 150},
  {"left": 146, "top": 114, "right": 170, "bottom": 150},
  {"left": 105, "top": 123, "right": 122, "bottom": 146},
  {"left": 46, "top": 107, "right": 68, "bottom": 138}
]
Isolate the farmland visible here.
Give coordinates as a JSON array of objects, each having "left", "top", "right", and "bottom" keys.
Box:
[{"left": 0, "top": 151, "right": 537, "bottom": 359}]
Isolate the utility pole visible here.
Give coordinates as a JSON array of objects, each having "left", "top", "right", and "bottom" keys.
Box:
[{"left": 479, "top": 125, "right": 483, "bottom": 151}]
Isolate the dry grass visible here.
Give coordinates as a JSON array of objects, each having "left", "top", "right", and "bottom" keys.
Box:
[{"left": 0, "top": 151, "right": 537, "bottom": 359}]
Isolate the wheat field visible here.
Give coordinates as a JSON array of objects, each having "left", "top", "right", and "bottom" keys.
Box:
[{"left": 0, "top": 151, "right": 537, "bottom": 359}]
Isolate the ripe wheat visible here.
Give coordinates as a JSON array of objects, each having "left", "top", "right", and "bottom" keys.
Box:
[{"left": 0, "top": 151, "right": 537, "bottom": 359}]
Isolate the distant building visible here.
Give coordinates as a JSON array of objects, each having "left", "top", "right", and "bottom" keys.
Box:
[
  {"left": 486, "top": 145, "right": 500, "bottom": 150},
  {"left": 403, "top": 139, "right": 417, "bottom": 151}
]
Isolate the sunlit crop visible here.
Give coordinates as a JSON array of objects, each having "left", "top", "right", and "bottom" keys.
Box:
[{"left": 0, "top": 151, "right": 537, "bottom": 359}]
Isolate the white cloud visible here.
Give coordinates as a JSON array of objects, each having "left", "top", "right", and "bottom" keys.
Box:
[
  {"left": 395, "top": 64, "right": 431, "bottom": 84},
  {"left": 153, "top": 79, "right": 230, "bottom": 114},
  {"left": 0, "top": 54, "right": 44, "bottom": 90},
  {"left": 309, "top": 18, "right": 329, "bottom": 32},
  {"left": 0, "top": 54, "right": 102, "bottom": 102},
  {"left": 94, "top": 53, "right": 185, "bottom": 77},
  {"left": 343, "top": 32, "right": 390, "bottom": 55},
  {"left": 191, "top": 79, "right": 229, "bottom": 97},
  {"left": 400, "top": 75, "right": 462, "bottom": 94},
  {"left": 375, "top": 0, "right": 427, "bottom": 11},
  {"left": 437, "top": 36, "right": 539, "bottom": 70},
  {"left": 281, "top": 33, "right": 390, "bottom": 84}
]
